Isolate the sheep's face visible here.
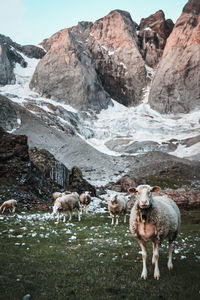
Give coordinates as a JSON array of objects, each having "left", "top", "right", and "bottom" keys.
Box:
[
  {"left": 109, "top": 194, "right": 118, "bottom": 205},
  {"left": 52, "top": 203, "right": 60, "bottom": 216},
  {"left": 85, "top": 191, "right": 91, "bottom": 196},
  {"left": 129, "top": 185, "right": 160, "bottom": 209}
]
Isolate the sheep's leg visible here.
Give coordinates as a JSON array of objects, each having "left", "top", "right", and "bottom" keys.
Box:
[
  {"left": 69, "top": 210, "right": 72, "bottom": 221},
  {"left": 110, "top": 213, "right": 115, "bottom": 225},
  {"left": 116, "top": 215, "right": 119, "bottom": 225},
  {"left": 124, "top": 213, "right": 127, "bottom": 223},
  {"left": 139, "top": 240, "right": 147, "bottom": 280},
  {"left": 12, "top": 206, "right": 16, "bottom": 213},
  {"left": 152, "top": 243, "right": 155, "bottom": 264},
  {"left": 57, "top": 212, "right": 60, "bottom": 222},
  {"left": 2, "top": 206, "right": 6, "bottom": 214},
  {"left": 63, "top": 213, "right": 66, "bottom": 223},
  {"left": 167, "top": 241, "right": 173, "bottom": 270},
  {"left": 153, "top": 242, "right": 160, "bottom": 280},
  {"left": 78, "top": 210, "right": 81, "bottom": 221},
  {"left": 85, "top": 205, "right": 88, "bottom": 214}
]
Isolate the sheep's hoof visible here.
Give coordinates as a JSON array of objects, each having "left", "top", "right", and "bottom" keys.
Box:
[
  {"left": 168, "top": 262, "right": 173, "bottom": 270},
  {"left": 141, "top": 272, "right": 147, "bottom": 280},
  {"left": 154, "top": 272, "right": 160, "bottom": 280}
]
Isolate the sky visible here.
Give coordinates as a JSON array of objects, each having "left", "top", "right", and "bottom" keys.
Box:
[{"left": 0, "top": 0, "right": 187, "bottom": 45}]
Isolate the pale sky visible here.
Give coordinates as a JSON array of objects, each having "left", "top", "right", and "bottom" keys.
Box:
[{"left": 0, "top": 0, "right": 187, "bottom": 45}]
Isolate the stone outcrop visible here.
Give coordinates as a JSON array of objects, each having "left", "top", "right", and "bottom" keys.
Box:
[
  {"left": 0, "top": 127, "right": 96, "bottom": 208},
  {"left": 29, "top": 147, "right": 70, "bottom": 189},
  {"left": 30, "top": 24, "right": 111, "bottom": 112},
  {"left": 138, "top": 10, "right": 174, "bottom": 67},
  {"left": 88, "top": 10, "right": 146, "bottom": 106},
  {"left": 149, "top": 0, "right": 200, "bottom": 113},
  {"left": 0, "top": 127, "right": 60, "bottom": 207},
  {"left": 0, "top": 94, "right": 21, "bottom": 131},
  {"left": 0, "top": 34, "right": 46, "bottom": 86}
]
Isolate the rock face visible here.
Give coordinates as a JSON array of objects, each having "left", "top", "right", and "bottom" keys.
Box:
[
  {"left": 0, "top": 34, "right": 46, "bottom": 86},
  {"left": 0, "top": 94, "right": 21, "bottom": 131},
  {"left": 88, "top": 10, "right": 146, "bottom": 106},
  {"left": 30, "top": 23, "right": 111, "bottom": 112},
  {"left": 0, "top": 127, "right": 96, "bottom": 207},
  {"left": 30, "top": 10, "right": 146, "bottom": 110},
  {"left": 149, "top": 0, "right": 200, "bottom": 113},
  {"left": 138, "top": 10, "right": 174, "bottom": 67},
  {"left": 29, "top": 147, "right": 70, "bottom": 189},
  {"left": 0, "top": 127, "right": 60, "bottom": 207}
]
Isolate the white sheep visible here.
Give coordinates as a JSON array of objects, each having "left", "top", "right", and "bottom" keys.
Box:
[
  {"left": 52, "top": 191, "right": 71, "bottom": 202},
  {"left": 129, "top": 184, "right": 181, "bottom": 280},
  {"left": 107, "top": 194, "right": 128, "bottom": 225},
  {"left": 0, "top": 199, "right": 18, "bottom": 214},
  {"left": 79, "top": 191, "right": 92, "bottom": 213},
  {"left": 52, "top": 192, "right": 81, "bottom": 222}
]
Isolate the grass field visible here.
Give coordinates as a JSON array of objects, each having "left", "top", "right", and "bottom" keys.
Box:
[{"left": 0, "top": 210, "right": 200, "bottom": 300}]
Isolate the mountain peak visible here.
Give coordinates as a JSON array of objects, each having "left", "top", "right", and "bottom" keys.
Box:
[{"left": 183, "top": 0, "right": 200, "bottom": 14}]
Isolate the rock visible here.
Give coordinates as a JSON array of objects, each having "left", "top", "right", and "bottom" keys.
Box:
[
  {"left": 0, "top": 128, "right": 96, "bottom": 207},
  {"left": 29, "top": 147, "right": 70, "bottom": 189},
  {"left": 105, "top": 138, "right": 177, "bottom": 153},
  {"left": 30, "top": 24, "right": 111, "bottom": 112},
  {"left": 0, "top": 94, "right": 20, "bottom": 131},
  {"left": 0, "top": 127, "right": 59, "bottom": 206},
  {"left": 20, "top": 45, "right": 45, "bottom": 59},
  {"left": 138, "top": 10, "right": 174, "bottom": 67},
  {"left": 69, "top": 166, "right": 96, "bottom": 196},
  {"left": 0, "top": 34, "right": 45, "bottom": 86},
  {"left": 149, "top": 0, "right": 200, "bottom": 113},
  {"left": 88, "top": 10, "right": 146, "bottom": 106}
]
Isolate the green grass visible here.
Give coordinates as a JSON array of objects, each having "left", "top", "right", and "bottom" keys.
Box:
[{"left": 0, "top": 210, "right": 200, "bottom": 300}]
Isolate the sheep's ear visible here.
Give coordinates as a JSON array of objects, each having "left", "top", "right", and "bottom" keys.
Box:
[
  {"left": 151, "top": 186, "right": 160, "bottom": 192},
  {"left": 128, "top": 187, "right": 137, "bottom": 194}
]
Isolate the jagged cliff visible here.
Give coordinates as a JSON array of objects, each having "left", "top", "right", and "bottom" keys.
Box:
[{"left": 149, "top": 0, "right": 200, "bottom": 113}]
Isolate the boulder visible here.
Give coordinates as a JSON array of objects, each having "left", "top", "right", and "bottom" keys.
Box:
[{"left": 148, "top": 0, "right": 200, "bottom": 113}]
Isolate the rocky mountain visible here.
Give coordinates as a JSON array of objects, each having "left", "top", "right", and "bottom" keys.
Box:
[
  {"left": 0, "top": 34, "right": 45, "bottom": 86},
  {"left": 138, "top": 10, "right": 174, "bottom": 68},
  {"left": 30, "top": 23, "right": 111, "bottom": 113},
  {"left": 149, "top": 0, "right": 200, "bottom": 113},
  {"left": 30, "top": 10, "right": 147, "bottom": 110}
]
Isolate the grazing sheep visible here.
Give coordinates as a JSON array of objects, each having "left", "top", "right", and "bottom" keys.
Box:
[
  {"left": 0, "top": 199, "right": 17, "bottom": 214},
  {"left": 129, "top": 184, "right": 181, "bottom": 280},
  {"left": 52, "top": 192, "right": 81, "bottom": 222},
  {"left": 107, "top": 194, "right": 128, "bottom": 225},
  {"left": 52, "top": 191, "right": 72, "bottom": 202},
  {"left": 79, "top": 191, "right": 92, "bottom": 213}
]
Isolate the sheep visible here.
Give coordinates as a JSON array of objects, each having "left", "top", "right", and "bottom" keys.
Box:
[
  {"left": 52, "top": 192, "right": 81, "bottom": 222},
  {"left": 52, "top": 191, "right": 72, "bottom": 202},
  {"left": 129, "top": 184, "right": 181, "bottom": 280},
  {"left": 107, "top": 194, "right": 128, "bottom": 225},
  {"left": 0, "top": 199, "right": 18, "bottom": 214},
  {"left": 79, "top": 191, "right": 92, "bottom": 213}
]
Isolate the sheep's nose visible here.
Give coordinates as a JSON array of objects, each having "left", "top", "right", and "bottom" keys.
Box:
[{"left": 141, "top": 201, "right": 147, "bottom": 206}]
